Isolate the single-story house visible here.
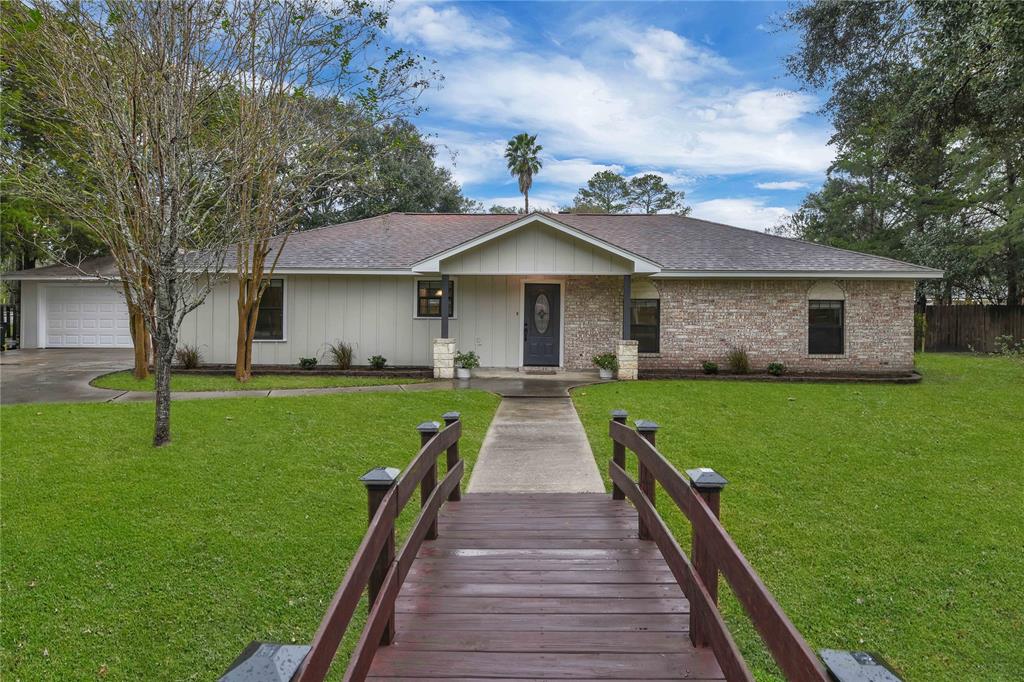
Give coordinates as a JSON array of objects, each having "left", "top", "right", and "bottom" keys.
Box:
[{"left": 3, "top": 212, "right": 943, "bottom": 377}]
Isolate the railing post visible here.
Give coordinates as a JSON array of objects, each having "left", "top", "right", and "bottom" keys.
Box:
[
  {"left": 610, "top": 409, "right": 629, "bottom": 500},
  {"left": 685, "top": 467, "right": 728, "bottom": 648},
  {"left": 634, "top": 420, "right": 659, "bottom": 541},
  {"left": 360, "top": 466, "right": 400, "bottom": 645},
  {"left": 417, "top": 421, "right": 441, "bottom": 540},
  {"left": 442, "top": 411, "right": 462, "bottom": 501}
]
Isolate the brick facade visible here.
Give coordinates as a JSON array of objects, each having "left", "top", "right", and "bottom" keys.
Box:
[
  {"left": 561, "top": 278, "right": 916, "bottom": 374},
  {"left": 563, "top": 276, "right": 622, "bottom": 370}
]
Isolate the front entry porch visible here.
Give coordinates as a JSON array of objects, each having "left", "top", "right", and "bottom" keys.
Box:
[{"left": 426, "top": 274, "right": 641, "bottom": 379}]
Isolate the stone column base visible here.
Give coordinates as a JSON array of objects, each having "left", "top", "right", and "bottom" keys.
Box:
[
  {"left": 433, "top": 338, "right": 456, "bottom": 379},
  {"left": 616, "top": 339, "right": 639, "bottom": 380}
]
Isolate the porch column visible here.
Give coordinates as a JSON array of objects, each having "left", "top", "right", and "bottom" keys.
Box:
[
  {"left": 622, "top": 274, "right": 632, "bottom": 340},
  {"left": 440, "top": 274, "right": 450, "bottom": 339}
]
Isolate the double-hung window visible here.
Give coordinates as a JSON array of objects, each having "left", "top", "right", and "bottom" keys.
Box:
[
  {"left": 255, "top": 279, "right": 285, "bottom": 341},
  {"left": 808, "top": 300, "right": 843, "bottom": 354},
  {"left": 630, "top": 299, "right": 660, "bottom": 353},
  {"left": 416, "top": 280, "right": 456, "bottom": 318}
]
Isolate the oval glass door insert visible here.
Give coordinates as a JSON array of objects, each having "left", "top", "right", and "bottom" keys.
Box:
[{"left": 534, "top": 293, "right": 551, "bottom": 334}]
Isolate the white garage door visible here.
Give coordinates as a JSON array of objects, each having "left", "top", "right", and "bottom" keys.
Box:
[{"left": 46, "top": 286, "right": 132, "bottom": 348}]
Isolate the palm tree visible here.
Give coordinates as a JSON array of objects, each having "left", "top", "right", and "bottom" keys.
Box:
[{"left": 504, "top": 133, "right": 542, "bottom": 212}]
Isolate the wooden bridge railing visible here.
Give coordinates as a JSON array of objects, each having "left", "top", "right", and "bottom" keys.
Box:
[
  {"left": 608, "top": 411, "right": 829, "bottom": 682},
  {"left": 220, "top": 412, "right": 464, "bottom": 682}
]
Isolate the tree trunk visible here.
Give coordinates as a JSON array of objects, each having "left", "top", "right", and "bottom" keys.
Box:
[
  {"left": 128, "top": 305, "right": 150, "bottom": 380},
  {"left": 153, "top": 336, "right": 173, "bottom": 447},
  {"left": 234, "top": 272, "right": 265, "bottom": 382},
  {"left": 153, "top": 252, "right": 177, "bottom": 447},
  {"left": 234, "top": 277, "right": 255, "bottom": 382},
  {"left": 524, "top": 190, "right": 529, "bottom": 213},
  {"left": 1007, "top": 158, "right": 1022, "bottom": 305}
]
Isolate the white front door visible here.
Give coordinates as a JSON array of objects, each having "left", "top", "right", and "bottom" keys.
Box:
[{"left": 45, "top": 285, "right": 132, "bottom": 348}]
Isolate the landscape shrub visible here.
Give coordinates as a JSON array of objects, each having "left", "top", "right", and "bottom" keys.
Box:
[
  {"left": 701, "top": 361, "right": 718, "bottom": 374},
  {"left": 591, "top": 352, "right": 619, "bottom": 371},
  {"left": 368, "top": 355, "right": 387, "bottom": 369},
  {"left": 455, "top": 350, "right": 480, "bottom": 369},
  {"left": 726, "top": 347, "right": 750, "bottom": 374},
  {"left": 298, "top": 357, "right": 318, "bottom": 370},
  {"left": 175, "top": 344, "right": 202, "bottom": 369},
  {"left": 993, "top": 334, "right": 1023, "bottom": 358},
  {"left": 327, "top": 341, "right": 353, "bottom": 369},
  {"left": 767, "top": 362, "right": 786, "bottom": 376}
]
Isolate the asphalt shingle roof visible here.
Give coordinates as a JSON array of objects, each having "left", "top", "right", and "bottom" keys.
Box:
[
  {"left": 4, "top": 212, "right": 942, "bottom": 278},
  {"left": 248, "top": 212, "right": 941, "bottom": 275}
]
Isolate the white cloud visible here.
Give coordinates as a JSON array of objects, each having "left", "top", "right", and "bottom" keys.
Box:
[
  {"left": 630, "top": 28, "right": 732, "bottom": 82},
  {"left": 756, "top": 180, "right": 810, "bottom": 190},
  {"left": 474, "top": 195, "right": 565, "bottom": 212},
  {"left": 389, "top": 2, "right": 513, "bottom": 54},
  {"left": 431, "top": 133, "right": 507, "bottom": 186},
  {"left": 577, "top": 20, "right": 733, "bottom": 83},
  {"left": 690, "top": 198, "right": 792, "bottom": 231},
  {"left": 424, "top": 52, "right": 833, "bottom": 179},
  {"left": 540, "top": 157, "right": 623, "bottom": 186}
]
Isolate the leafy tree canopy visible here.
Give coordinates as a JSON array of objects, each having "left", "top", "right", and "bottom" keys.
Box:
[
  {"left": 778, "top": 0, "right": 1024, "bottom": 303},
  {"left": 569, "top": 171, "right": 690, "bottom": 215}
]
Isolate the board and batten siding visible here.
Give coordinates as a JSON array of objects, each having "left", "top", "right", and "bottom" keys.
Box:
[
  {"left": 439, "top": 222, "right": 633, "bottom": 275},
  {"left": 178, "top": 274, "right": 524, "bottom": 367}
]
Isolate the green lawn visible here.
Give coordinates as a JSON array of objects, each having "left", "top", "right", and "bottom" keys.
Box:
[
  {"left": 92, "top": 370, "right": 425, "bottom": 392},
  {"left": 571, "top": 354, "right": 1023, "bottom": 681},
  {"left": 0, "top": 389, "right": 500, "bottom": 680}
]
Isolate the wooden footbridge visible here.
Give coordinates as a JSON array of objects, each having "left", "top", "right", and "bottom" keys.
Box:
[{"left": 221, "top": 412, "right": 893, "bottom": 682}]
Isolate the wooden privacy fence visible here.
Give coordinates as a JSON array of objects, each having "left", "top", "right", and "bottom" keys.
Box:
[
  {"left": 921, "top": 304, "right": 1023, "bottom": 352},
  {"left": 608, "top": 411, "right": 829, "bottom": 682}
]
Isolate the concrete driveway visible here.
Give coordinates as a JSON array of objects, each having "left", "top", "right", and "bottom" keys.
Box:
[{"left": 0, "top": 349, "right": 133, "bottom": 404}]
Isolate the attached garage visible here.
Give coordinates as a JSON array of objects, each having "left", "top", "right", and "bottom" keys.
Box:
[
  {"left": 0, "top": 258, "right": 133, "bottom": 349},
  {"left": 43, "top": 285, "right": 132, "bottom": 348}
]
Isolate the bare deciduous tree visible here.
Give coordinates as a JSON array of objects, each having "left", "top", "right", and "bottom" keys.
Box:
[
  {"left": 5, "top": 0, "right": 237, "bottom": 445},
  {"left": 220, "top": 0, "right": 433, "bottom": 381}
]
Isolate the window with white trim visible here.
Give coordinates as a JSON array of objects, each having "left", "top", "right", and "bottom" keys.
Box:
[
  {"left": 416, "top": 280, "right": 456, "bottom": 318},
  {"left": 255, "top": 279, "right": 285, "bottom": 340}
]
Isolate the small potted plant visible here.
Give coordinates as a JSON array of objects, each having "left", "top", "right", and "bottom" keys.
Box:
[
  {"left": 592, "top": 352, "right": 619, "bottom": 380},
  {"left": 454, "top": 350, "right": 479, "bottom": 380}
]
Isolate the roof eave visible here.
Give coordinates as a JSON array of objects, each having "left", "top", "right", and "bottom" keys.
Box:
[
  {"left": 652, "top": 269, "right": 945, "bottom": 280},
  {"left": 0, "top": 273, "right": 108, "bottom": 281}
]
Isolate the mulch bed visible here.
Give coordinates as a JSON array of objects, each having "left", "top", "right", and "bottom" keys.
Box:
[
  {"left": 639, "top": 370, "right": 922, "bottom": 384},
  {"left": 172, "top": 365, "right": 433, "bottom": 379}
]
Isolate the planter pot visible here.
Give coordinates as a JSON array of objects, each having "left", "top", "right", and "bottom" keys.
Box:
[
  {"left": 598, "top": 368, "right": 614, "bottom": 380},
  {"left": 456, "top": 367, "right": 472, "bottom": 380}
]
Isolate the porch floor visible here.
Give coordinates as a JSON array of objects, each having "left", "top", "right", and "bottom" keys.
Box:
[{"left": 457, "top": 369, "right": 608, "bottom": 398}]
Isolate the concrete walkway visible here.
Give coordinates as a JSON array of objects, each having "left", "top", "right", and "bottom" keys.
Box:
[
  {"left": 467, "top": 397, "right": 604, "bottom": 493},
  {"left": 106, "top": 381, "right": 449, "bottom": 402}
]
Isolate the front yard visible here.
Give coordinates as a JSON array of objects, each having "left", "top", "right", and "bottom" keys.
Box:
[
  {"left": 0, "top": 389, "right": 500, "bottom": 680},
  {"left": 572, "top": 354, "right": 1023, "bottom": 681},
  {"left": 2, "top": 354, "right": 1020, "bottom": 681}
]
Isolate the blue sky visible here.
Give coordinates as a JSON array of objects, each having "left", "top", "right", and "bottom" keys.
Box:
[{"left": 387, "top": 1, "right": 834, "bottom": 230}]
